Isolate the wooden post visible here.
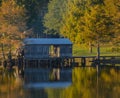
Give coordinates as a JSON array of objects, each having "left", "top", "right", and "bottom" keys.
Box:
[
  {"left": 69, "top": 58, "right": 73, "bottom": 67},
  {"left": 102, "top": 57, "right": 106, "bottom": 66},
  {"left": 81, "top": 57, "right": 86, "bottom": 67},
  {"left": 73, "top": 58, "right": 75, "bottom": 67},
  {"left": 111, "top": 57, "right": 115, "bottom": 66},
  {"left": 61, "top": 58, "right": 64, "bottom": 68}
]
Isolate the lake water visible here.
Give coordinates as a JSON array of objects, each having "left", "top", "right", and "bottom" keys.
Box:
[{"left": 0, "top": 67, "right": 120, "bottom": 98}]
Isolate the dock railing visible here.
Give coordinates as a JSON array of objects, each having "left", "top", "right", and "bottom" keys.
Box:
[{"left": 72, "top": 56, "right": 120, "bottom": 67}]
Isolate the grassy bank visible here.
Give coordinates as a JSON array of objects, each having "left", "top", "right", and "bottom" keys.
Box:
[{"left": 73, "top": 44, "right": 120, "bottom": 56}]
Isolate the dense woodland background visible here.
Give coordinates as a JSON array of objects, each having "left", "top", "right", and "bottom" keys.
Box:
[
  {"left": 0, "top": 1, "right": 120, "bottom": 97},
  {"left": 0, "top": 0, "right": 120, "bottom": 57}
]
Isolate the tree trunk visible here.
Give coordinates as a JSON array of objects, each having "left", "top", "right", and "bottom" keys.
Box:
[
  {"left": 1, "top": 43, "right": 6, "bottom": 60},
  {"left": 97, "top": 41, "right": 100, "bottom": 66},
  {"left": 89, "top": 42, "right": 93, "bottom": 53}
]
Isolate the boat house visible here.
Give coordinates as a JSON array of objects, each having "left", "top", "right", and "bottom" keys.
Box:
[{"left": 23, "top": 38, "right": 72, "bottom": 59}]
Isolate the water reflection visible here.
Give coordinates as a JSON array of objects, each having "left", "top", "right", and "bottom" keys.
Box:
[{"left": 0, "top": 67, "right": 120, "bottom": 98}]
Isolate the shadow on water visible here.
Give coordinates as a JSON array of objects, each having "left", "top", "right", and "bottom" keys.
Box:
[{"left": 0, "top": 66, "right": 120, "bottom": 98}]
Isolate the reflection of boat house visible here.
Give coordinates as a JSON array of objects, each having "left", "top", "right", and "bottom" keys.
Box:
[{"left": 23, "top": 38, "right": 73, "bottom": 84}]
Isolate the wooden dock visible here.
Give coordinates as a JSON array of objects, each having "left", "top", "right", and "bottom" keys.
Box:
[
  {"left": 16, "top": 56, "right": 120, "bottom": 72},
  {"left": 72, "top": 56, "right": 120, "bottom": 67}
]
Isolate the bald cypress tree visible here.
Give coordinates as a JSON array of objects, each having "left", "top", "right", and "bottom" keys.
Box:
[
  {"left": 0, "top": 0, "right": 27, "bottom": 55},
  {"left": 60, "top": 0, "right": 86, "bottom": 43}
]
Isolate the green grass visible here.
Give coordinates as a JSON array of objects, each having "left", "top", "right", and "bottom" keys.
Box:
[{"left": 73, "top": 44, "right": 120, "bottom": 56}]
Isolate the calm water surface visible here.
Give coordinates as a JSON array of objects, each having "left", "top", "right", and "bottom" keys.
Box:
[{"left": 0, "top": 67, "right": 120, "bottom": 98}]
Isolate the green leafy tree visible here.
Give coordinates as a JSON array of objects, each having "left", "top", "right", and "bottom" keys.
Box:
[
  {"left": 44, "top": 0, "right": 119, "bottom": 52},
  {"left": 44, "top": 0, "right": 68, "bottom": 37}
]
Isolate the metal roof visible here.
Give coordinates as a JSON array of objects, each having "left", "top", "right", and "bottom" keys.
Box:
[{"left": 23, "top": 38, "right": 72, "bottom": 45}]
